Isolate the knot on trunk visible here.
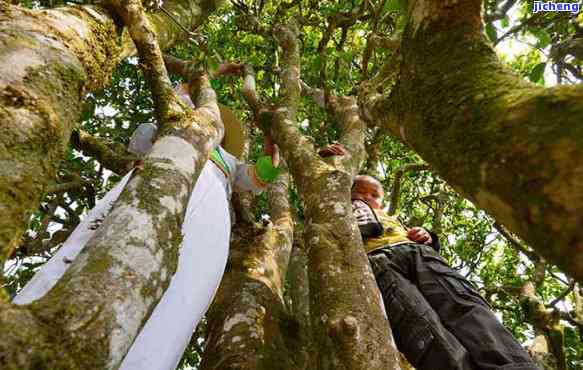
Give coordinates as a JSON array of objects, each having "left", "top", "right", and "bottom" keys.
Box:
[{"left": 328, "top": 315, "right": 359, "bottom": 340}]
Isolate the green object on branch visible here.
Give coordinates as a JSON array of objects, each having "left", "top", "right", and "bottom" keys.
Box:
[{"left": 255, "top": 156, "right": 280, "bottom": 183}]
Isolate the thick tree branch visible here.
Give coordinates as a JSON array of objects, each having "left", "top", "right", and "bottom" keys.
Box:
[
  {"left": 71, "top": 130, "right": 136, "bottom": 175},
  {"left": 202, "top": 171, "right": 295, "bottom": 369},
  {"left": 365, "top": 0, "right": 583, "bottom": 281},
  {"left": 0, "top": 1, "right": 223, "bottom": 368},
  {"left": 108, "top": 0, "right": 185, "bottom": 124},
  {"left": 0, "top": 0, "right": 223, "bottom": 276},
  {"left": 275, "top": 21, "right": 301, "bottom": 121},
  {"left": 287, "top": 234, "right": 311, "bottom": 370},
  {"left": 260, "top": 20, "right": 402, "bottom": 369}
]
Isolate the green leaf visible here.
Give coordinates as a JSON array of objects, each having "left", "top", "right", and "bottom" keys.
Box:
[
  {"left": 531, "top": 28, "right": 551, "bottom": 49},
  {"left": 340, "top": 51, "right": 353, "bottom": 63},
  {"left": 501, "top": 16, "right": 509, "bottom": 28},
  {"left": 486, "top": 23, "right": 497, "bottom": 43},
  {"left": 529, "top": 62, "right": 546, "bottom": 83},
  {"left": 313, "top": 55, "right": 324, "bottom": 70},
  {"left": 385, "top": 0, "right": 401, "bottom": 12},
  {"left": 207, "top": 54, "right": 221, "bottom": 72}
]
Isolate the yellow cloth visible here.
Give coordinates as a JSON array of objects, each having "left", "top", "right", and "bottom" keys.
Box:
[{"left": 363, "top": 208, "right": 414, "bottom": 254}]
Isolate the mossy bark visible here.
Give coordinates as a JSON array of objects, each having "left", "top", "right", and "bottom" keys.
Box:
[
  {"left": 287, "top": 237, "right": 311, "bottom": 370},
  {"left": 0, "top": 0, "right": 223, "bottom": 364},
  {"left": 0, "top": 119, "right": 218, "bottom": 369},
  {"left": 0, "top": 0, "right": 223, "bottom": 271},
  {"left": 202, "top": 172, "right": 296, "bottom": 370},
  {"left": 71, "top": 129, "right": 136, "bottom": 175},
  {"left": 363, "top": 0, "right": 583, "bottom": 281},
  {"left": 259, "top": 22, "right": 400, "bottom": 370}
]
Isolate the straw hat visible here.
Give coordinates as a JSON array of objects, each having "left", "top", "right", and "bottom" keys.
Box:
[{"left": 218, "top": 104, "right": 246, "bottom": 159}]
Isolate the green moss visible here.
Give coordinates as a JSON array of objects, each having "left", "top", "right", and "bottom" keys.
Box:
[
  {"left": 378, "top": 14, "right": 583, "bottom": 280},
  {"left": 0, "top": 4, "right": 123, "bottom": 267}
]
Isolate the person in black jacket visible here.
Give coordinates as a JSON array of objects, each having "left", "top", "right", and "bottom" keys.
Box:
[{"left": 320, "top": 145, "right": 540, "bottom": 370}]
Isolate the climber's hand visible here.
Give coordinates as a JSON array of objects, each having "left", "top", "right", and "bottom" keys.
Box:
[
  {"left": 408, "top": 227, "right": 432, "bottom": 245},
  {"left": 216, "top": 62, "right": 244, "bottom": 77},
  {"left": 318, "top": 143, "right": 347, "bottom": 157},
  {"left": 264, "top": 135, "right": 280, "bottom": 167}
]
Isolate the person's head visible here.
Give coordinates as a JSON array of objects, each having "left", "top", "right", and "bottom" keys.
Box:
[{"left": 352, "top": 175, "right": 384, "bottom": 209}]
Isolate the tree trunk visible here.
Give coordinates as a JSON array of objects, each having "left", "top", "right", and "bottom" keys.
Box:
[
  {"left": 0, "top": 107, "right": 220, "bottom": 368},
  {"left": 202, "top": 172, "right": 296, "bottom": 370},
  {"left": 0, "top": 2, "right": 223, "bottom": 362},
  {"left": 0, "top": 0, "right": 223, "bottom": 269},
  {"left": 261, "top": 22, "right": 401, "bottom": 369},
  {"left": 287, "top": 236, "right": 311, "bottom": 370},
  {"left": 362, "top": 0, "right": 583, "bottom": 281}
]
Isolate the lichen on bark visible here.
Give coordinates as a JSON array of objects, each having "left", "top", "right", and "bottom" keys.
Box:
[
  {"left": 0, "top": 0, "right": 223, "bottom": 367},
  {"left": 363, "top": 0, "right": 583, "bottom": 281},
  {"left": 202, "top": 172, "right": 296, "bottom": 370},
  {"left": 256, "top": 20, "right": 401, "bottom": 370},
  {"left": 0, "top": 0, "right": 224, "bottom": 278}
]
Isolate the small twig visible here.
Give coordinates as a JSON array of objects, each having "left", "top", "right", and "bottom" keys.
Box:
[
  {"left": 493, "top": 222, "right": 540, "bottom": 261},
  {"left": 158, "top": 5, "right": 203, "bottom": 45},
  {"left": 71, "top": 130, "right": 136, "bottom": 175},
  {"left": 547, "top": 280, "right": 576, "bottom": 308},
  {"left": 494, "top": 13, "right": 544, "bottom": 46},
  {"left": 388, "top": 163, "right": 430, "bottom": 215}
]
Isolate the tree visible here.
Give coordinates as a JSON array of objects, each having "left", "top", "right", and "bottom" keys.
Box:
[
  {"left": 0, "top": 0, "right": 225, "bottom": 283},
  {"left": 2, "top": 0, "right": 583, "bottom": 369}
]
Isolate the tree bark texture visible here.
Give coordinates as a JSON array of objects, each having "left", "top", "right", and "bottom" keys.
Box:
[
  {"left": 0, "top": 0, "right": 223, "bottom": 365},
  {"left": 287, "top": 237, "right": 311, "bottom": 370},
  {"left": 363, "top": 0, "right": 583, "bottom": 281},
  {"left": 0, "top": 0, "right": 223, "bottom": 270},
  {"left": 202, "top": 172, "right": 296, "bottom": 370},
  {"left": 0, "top": 111, "right": 220, "bottom": 369},
  {"left": 261, "top": 21, "right": 401, "bottom": 370}
]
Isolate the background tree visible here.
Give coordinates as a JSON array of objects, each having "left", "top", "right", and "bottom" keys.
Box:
[{"left": 2, "top": 0, "right": 583, "bottom": 369}]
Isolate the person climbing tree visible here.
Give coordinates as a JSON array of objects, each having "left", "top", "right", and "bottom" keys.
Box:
[
  {"left": 13, "top": 82, "right": 280, "bottom": 370},
  {"left": 356, "top": 175, "right": 539, "bottom": 369},
  {"left": 321, "top": 142, "right": 540, "bottom": 370}
]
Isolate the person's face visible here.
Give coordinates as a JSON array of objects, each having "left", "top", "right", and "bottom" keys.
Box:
[{"left": 353, "top": 179, "right": 384, "bottom": 209}]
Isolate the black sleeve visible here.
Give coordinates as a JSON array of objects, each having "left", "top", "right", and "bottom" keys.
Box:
[
  {"left": 428, "top": 231, "right": 441, "bottom": 253},
  {"left": 352, "top": 200, "right": 384, "bottom": 240}
]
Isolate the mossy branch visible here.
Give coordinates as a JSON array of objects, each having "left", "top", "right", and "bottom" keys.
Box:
[
  {"left": 107, "top": 0, "right": 185, "bottom": 125},
  {"left": 71, "top": 130, "right": 136, "bottom": 175},
  {"left": 366, "top": 0, "right": 583, "bottom": 281},
  {"left": 0, "top": 0, "right": 222, "bottom": 275},
  {"left": 202, "top": 167, "right": 294, "bottom": 370}
]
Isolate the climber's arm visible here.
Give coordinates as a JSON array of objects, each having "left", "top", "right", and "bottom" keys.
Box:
[{"left": 227, "top": 140, "right": 280, "bottom": 194}]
